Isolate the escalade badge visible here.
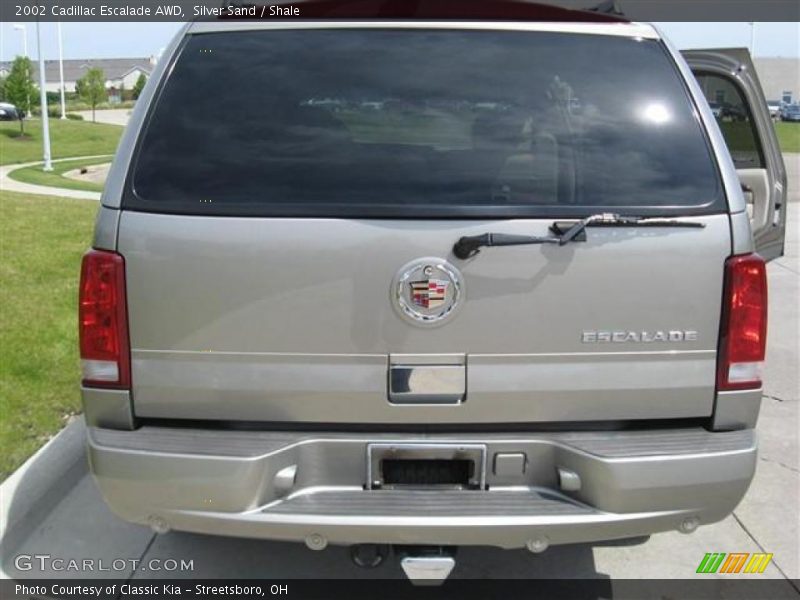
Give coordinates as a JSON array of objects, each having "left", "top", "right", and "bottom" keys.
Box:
[{"left": 392, "top": 258, "right": 464, "bottom": 326}]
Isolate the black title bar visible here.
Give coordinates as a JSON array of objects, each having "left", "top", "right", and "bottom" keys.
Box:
[
  {"left": 4, "top": 578, "right": 800, "bottom": 600},
  {"left": 1, "top": 0, "right": 799, "bottom": 22}
]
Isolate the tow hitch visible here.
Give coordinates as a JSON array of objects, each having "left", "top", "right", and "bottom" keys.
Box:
[
  {"left": 351, "top": 544, "right": 457, "bottom": 584},
  {"left": 350, "top": 544, "right": 391, "bottom": 568},
  {"left": 399, "top": 550, "right": 456, "bottom": 585}
]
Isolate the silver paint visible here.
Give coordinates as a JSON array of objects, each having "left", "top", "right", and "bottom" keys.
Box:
[{"left": 88, "top": 426, "right": 757, "bottom": 549}]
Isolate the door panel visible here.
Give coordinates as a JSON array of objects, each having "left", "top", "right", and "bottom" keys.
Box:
[
  {"left": 738, "top": 169, "right": 771, "bottom": 229},
  {"left": 684, "top": 48, "right": 787, "bottom": 261}
]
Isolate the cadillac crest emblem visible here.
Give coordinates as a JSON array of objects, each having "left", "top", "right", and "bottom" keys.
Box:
[
  {"left": 392, "top": 258, "right": 464, "bottom": 326},
  {"left": 410, "top": 279, "right": 449, "bottom": 309}
]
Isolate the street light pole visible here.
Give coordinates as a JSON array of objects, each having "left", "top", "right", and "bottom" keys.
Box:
[
  {"left": 13, "top": 24, "right": 31, "bottom": 117},
  {"left": 57, "top": 22, "right": 67, "bottom": 119},
  {"left": 36, "top": 20, "right": 53, "bottom": 171},
  {"left": 13, "top": 23, "right": 27, "bottom": 56},
  {"left": 749, "top": 22, "right": 756, "bottom": 56}
]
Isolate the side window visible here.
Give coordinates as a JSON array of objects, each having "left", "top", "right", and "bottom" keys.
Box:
[{"left": 695, "top": 72, "right": 765, "bottom": 169}]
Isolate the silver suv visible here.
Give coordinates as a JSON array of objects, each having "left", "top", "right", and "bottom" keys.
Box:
[{"left": 80, "top": 16, "right": 786, "bottom": 581}]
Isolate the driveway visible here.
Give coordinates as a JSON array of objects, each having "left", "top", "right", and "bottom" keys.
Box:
[
  {"left": 1, "top": 155, "right": 798, "bottom": 587},
  {"left": 75, "top": 109, "right": 131, "bottom": 127}
]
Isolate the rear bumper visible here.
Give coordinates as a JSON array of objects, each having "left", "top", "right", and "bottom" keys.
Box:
[{"left": 87, "top": 426, "right": 756, "bottom": 549}]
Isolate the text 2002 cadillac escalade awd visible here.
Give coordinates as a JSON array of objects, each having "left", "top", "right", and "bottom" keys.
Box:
[{"left": 79, "top": 6, "right": 786, "bottom": 581}]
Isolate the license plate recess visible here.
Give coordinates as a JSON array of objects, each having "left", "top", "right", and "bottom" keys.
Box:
[{"left": 366, "top": 443, "right": 487, "bottom": 490}]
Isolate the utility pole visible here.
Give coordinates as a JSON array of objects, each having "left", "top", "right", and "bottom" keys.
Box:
[
  {"left": 13, "top": 23, "right": 28, "bottom": 56},
  {"left": 57, "top": 22, "right": 67, "bottom": 119},
  {"left": 36, "top": 19, "right": 53, "bottom": 171}
]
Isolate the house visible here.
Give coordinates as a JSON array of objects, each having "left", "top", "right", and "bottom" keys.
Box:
[
  {"left": 753, "top": 57, "right": 800, "bottom": 105},
  {"left": 0, "top": 57, "right": 156, "bottom": 95}
]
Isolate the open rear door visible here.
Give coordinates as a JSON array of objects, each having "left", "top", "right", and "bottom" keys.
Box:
[{"left": 683, "top": 48, "right": 787, "bottom": 261}]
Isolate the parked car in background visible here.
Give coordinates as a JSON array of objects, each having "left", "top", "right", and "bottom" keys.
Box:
[
  {"left": 0, "top": 102, "right": 19, "bottom": 121},
  {"left": 81, "top": 14, "right": 787, "bottom": 584},
  {"left": 766, "top": 101, "right": 781, "bottom": 119},
  {"left": 781, "top": 104, "right": 800, "bottom": 122},
  {"left": 719, "top": 101, "right": 747, "bottom": 121}
]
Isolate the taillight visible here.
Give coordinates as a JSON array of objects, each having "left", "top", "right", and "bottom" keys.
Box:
[
  {"left": 79, "top": 249, "right": 130, "bottom": 388},
  {"left": 717, "top": 254, "right": 767, "bottom": 391}
]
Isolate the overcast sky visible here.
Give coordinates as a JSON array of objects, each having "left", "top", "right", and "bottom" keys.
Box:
[{"left": 0, "top": 21, "right": 797, "bottom": 62}]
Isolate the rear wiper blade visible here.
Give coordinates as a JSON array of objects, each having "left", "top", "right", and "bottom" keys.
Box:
[{"left": 452, "top": 213, "right": 705, "bottom": 259}]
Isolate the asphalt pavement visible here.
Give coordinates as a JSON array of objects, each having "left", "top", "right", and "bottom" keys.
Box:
[{"left": 74, "top": 109, "right": 132, "bottom": 127}]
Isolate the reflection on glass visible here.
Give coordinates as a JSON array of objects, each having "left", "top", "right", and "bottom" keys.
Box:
[
  {"left": 642, "top": 103, "right": 671, "bottom": 125},
  {"left": 133, "top": 30, "right": 722, "bottom": 216}
]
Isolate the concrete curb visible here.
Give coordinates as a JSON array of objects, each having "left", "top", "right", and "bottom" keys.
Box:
[
  {"left": 0, "top": 417, "right": 88, "bottom": 556},
  {"left": 0, "top": 155, "right": 110, "bottom": 200}
]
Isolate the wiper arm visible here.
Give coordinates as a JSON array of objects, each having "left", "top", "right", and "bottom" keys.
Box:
[
  {"left": 452, "top": 232, "right": 559, "bottom": 259},
  {"left": 452, "top": 213, "right": 705, "bottom": 259}
]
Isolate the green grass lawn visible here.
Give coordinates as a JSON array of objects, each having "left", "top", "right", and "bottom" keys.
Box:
[
  {"left": 774, "top": 121, "right": 800, "bottom": 154},
  {"left": 0, "top": 118, "right": 122, "bottom": 165},
  {"left": 9, "top": 157, "right": 113, "bottom": 192},
  {"left": 0, "top": 190, "right": 97, "bottom": 480}
]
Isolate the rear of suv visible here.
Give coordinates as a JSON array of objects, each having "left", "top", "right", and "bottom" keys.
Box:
[{"left": 80, "top": 10, "right": 786, "bottom": 579}]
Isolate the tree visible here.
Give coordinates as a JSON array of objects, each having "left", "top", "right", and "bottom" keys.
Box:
[
  {"left": 132, "top": 73, "right": 147, "bottom": 100},
  {"left": 4, "top": 56, "right": 37, "bottom": 135},
  {"left": 76, "top": 67, "right": 106, "bottom": 123}
]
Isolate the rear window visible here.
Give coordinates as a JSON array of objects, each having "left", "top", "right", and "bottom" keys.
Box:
[{"left": 127, "top": 29, "right": 724, "bottom": 218}]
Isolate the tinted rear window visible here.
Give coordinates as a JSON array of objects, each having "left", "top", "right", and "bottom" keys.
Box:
[{"left": 127, "top": 29, "right": 723, "bottom": 218}]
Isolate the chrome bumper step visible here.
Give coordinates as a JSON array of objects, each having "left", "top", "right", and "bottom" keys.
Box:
[{"left": 265, "top": 489, "right": 592, "bottom": 517}]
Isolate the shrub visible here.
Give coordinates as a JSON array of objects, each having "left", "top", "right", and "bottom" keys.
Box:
[{"left": 31, "top": 106, "right": 62, "bottom": 118}]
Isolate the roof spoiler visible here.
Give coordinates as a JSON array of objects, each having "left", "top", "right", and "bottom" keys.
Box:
[{"left": 214, "top": 0, "right": 630, "bottom": 22}]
